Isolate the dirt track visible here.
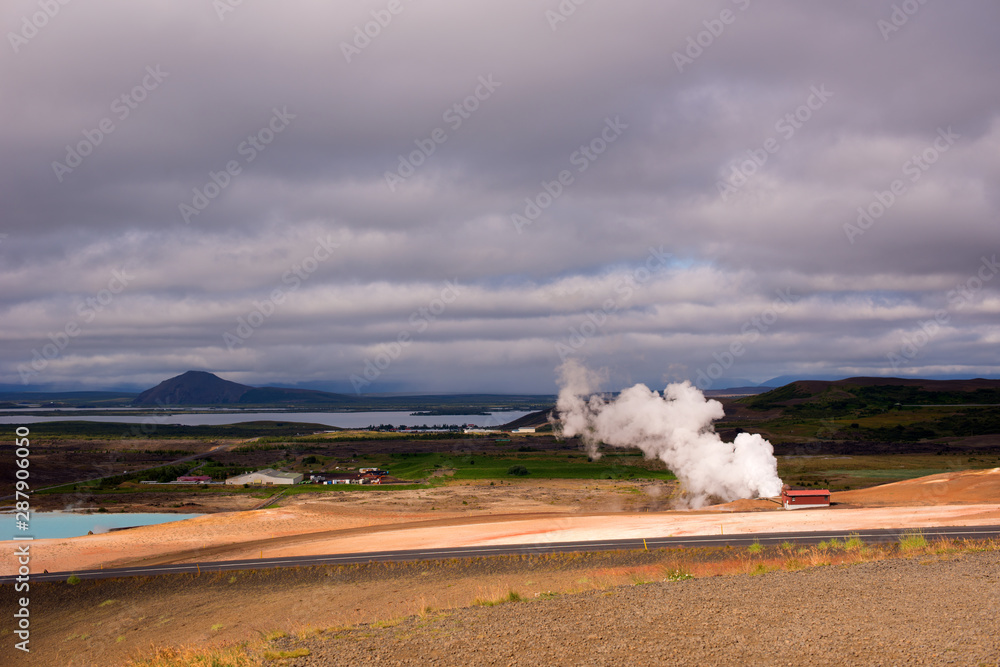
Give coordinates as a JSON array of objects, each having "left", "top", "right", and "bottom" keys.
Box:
[{"left": 280, "top": 551, "right": 1000, "bottom": 666}]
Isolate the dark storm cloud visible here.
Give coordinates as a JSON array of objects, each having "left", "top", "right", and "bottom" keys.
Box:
[{"left": 1, "top": 0, "right": 997, "bottom": 391}]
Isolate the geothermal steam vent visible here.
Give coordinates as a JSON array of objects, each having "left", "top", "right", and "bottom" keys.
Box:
[{"left": 555, "top": 361, "right": 783, "bottom": 507}]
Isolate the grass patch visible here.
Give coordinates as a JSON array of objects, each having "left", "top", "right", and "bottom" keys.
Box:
[
  {"left": 783, "top": 557, "right": 806, "bottom": 571},
  {"left": 386, "top": 451, "right": 675, "bottom": 482},
  {"left": 98, "top": 599, "right": 118, "bottom": 607},
  {"left": 474, "top": 590, "right": 523, "bottom": 607},
  {"left": 843, "top": 533, "right": 864, "bottom": 550},
  {"left": 899, "top": 530, "right": 929, "bottom": 552},
  {"left": 747, "top": 540, "right": 763, "bottom": 554},
  {"left": 294, "top": 627, "right": 322, "bottom": 640},
  {"left": 262, "top": 648, "right": 310, "bottom": 660},
  {"left": 67, "top": 575, "right": 81, "bottom": 585}
]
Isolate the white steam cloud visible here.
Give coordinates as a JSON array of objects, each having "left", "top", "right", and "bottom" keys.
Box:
[{"left": 553, "top": 360, "right": 783, "bottom": 507}]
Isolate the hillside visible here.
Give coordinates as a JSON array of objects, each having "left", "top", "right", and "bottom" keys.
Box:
[
  {"left": 741, "top": 377, "right": 1000, "bottom": 414},
  {"left": 237, "top": 386, "right": 358, "bottom": 406},
  {"left": 500, "top": 408, "right": 554, "bottom": 430},
  {"left": 725, "top": 377, "right": 1000, "bottom": 453}
]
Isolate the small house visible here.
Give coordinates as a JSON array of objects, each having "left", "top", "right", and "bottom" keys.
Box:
[{"left": 781, "top": 487, "right": 831, "bottom": 510}]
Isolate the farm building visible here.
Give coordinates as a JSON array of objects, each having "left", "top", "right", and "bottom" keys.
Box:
[
  {"left": 176, "top": 475, "right": 212, "bottom": 484},
  {"left": 308, "top": 471, "right": 388, "bottom": 484},
  {"left": 225, "top": 469, "right": 303, "bottom": 486},
  {"left": 781, "top": 487, "right": 831, "bottom": 509},
  {"left": 309, "top": 473, "right": 368, "bottom": 485},
  {"left": 513, "top": 427, "right": 537, "bottom": 434}
]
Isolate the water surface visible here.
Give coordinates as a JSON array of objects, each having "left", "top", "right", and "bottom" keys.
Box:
[
  {"left": 4, "top": 511, "right": 202, "bottom": 540},
  {"left": 0, "top": 410, "right": 531, "bottom": 429}
]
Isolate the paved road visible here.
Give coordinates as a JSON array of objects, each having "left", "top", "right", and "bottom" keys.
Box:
[{"left": 4, "top": 525, "right": 997, "bottom": 584}]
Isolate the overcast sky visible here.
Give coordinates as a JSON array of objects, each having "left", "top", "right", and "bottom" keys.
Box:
[{"left": 1, "top": 0, "right": 998, "bottom": 394}]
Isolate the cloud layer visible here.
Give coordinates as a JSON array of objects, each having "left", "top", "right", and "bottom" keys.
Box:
[{"left": 2, "top": 0, "right": 998, "bottom": 392}]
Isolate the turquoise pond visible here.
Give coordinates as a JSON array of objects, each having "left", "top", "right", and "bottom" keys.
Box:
[{"left": 4, "top": 512, "right": 202, "bottom": 540}]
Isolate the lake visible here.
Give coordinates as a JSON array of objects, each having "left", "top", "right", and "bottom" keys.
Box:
[
  {"left": 4, "top": 511, "right": 203, "bottom": 540},
  {"left": 0, "top": 410, "right": 532, "bottom": 429}
]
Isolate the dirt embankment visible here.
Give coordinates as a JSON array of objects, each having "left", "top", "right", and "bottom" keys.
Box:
[
  {"left": 280, "top": 551, "right": 1000, "bottom": 666},
  {"left": 15, "top": 540, "right": 1000, "bottom": 667},
  {"left": 834, "top": 467, "right": 1000, "bottom": 506}
]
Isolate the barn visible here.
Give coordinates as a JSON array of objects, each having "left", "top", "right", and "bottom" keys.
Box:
[
  {"left": 225, "top": 469, "right": 303, "bottom": 485},
  {"left": 781, "top": 487, "right": 831, "bottom": 509}
]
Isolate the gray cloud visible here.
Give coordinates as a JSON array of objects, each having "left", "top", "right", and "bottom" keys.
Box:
[{"left": 2, "top": 0, "right": 998, "bottom": 392}]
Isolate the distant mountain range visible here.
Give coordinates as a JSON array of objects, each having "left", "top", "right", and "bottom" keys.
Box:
[{"left": 3, "top": 370, "right": 1000, "bottom": 409}]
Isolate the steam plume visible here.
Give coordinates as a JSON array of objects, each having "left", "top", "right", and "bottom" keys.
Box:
[{"left": 553, "top": 360, "right": 782, "bottom": 507}]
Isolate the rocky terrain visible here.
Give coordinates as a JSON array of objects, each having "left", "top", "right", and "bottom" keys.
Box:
[{"left": 279, "top": 551, "right": 1000, "bottom": 666}]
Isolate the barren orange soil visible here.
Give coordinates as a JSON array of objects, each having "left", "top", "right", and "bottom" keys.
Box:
[{"left": 6, "top": 469, "right": 999, "bottom": 576}]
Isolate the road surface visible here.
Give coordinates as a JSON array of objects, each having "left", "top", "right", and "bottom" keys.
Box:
[{"left": 4, "top": 524, "right": 997, "bottom": 584}]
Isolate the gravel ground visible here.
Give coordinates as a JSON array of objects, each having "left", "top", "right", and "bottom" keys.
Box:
[{"left": 279, "top": 551, "right": 1000, "bottom": 666}]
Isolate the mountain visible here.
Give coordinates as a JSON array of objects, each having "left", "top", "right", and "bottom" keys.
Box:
[
  {"left": 131, "top": 370, "right": 359, "bottom": 407},
  {"left": 132, "top": 371, "right": 252, "bottom": 406},
  {"left": 759, "top": 374, "right": 849, "bottom": 387},
  {"left": 704, "top": 386, "right": 770, "bottom": 397},
  {"left": 237, "top": 386, "right": 358, "bottom": 406}
]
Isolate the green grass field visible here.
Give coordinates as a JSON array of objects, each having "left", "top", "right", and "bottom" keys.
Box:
[{"left": 385, "top": 451, "right": 676, "bottom": 481}]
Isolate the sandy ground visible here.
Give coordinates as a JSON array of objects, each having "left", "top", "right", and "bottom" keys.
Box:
[
  {"left": 170, "top": 503, "right": 1000, "bottom": 562},
  {"left": 6, "top": 469, "right": 999, "bottom": 576}
]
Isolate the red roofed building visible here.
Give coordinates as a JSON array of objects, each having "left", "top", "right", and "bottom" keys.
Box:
[
  {"left": 177, "top": 475, "right": 212, "bottom": 484},
  {"left": 781, "top": 486, "right": 831, "bottom": 509}
]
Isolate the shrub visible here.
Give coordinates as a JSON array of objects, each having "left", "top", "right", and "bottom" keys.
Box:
[
  {"left": 507, "top": 465, "right": 529, "bottom": 476},
  {"left": 67, "top": 575, "right": 81, "bottom": 585},
  {"left": 843, "top": 534, "right": 864, "bottom": 550},
  {"left": 899, "top": 530, "right": 928, "bottom": 552},
  {"left": 474, "top": 590, "right": 523, "bottom": 607}
]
